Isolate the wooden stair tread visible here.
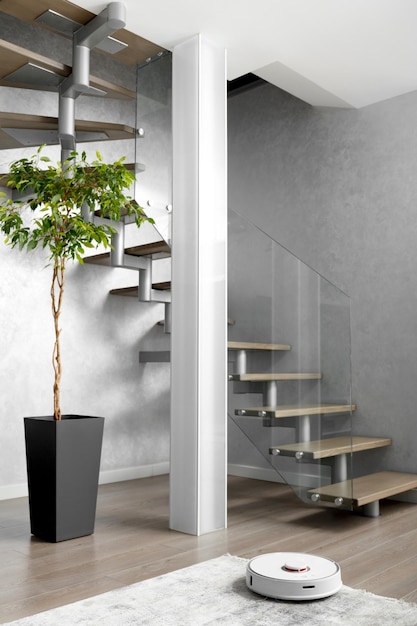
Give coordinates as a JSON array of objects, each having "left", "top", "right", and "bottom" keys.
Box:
[
  {"left": 0, "top": 38, "right": 135, "bottom": 100},
  {"left": 125, "top": 241, "right": 171, "bottom": 257},
  {"left": 83, "top": 252, "right": 111, "bottom": 266},
  {"left": 110, "top": 283, "right": 171, "bottom": 297},
  {"left": 235, "top": 403, "right": 356, "bottom": 418},
  {"left": 109, "top": 286, "right": 138, "bottom": 297},
  {"left": 152, "top": 281, "right": 171, "bottom": 291},
  {"left": 0, "top": 112, "right": 138, "bottom": 152},
  {"left": 230, "top": 373, "right": 322, "bottom": 382},
  {"left": 227, "top": 341, "right": 291, "bottom": 351},
  {"left": 270, "top": 436, "right": 391, "bottom": 459},
  {"left": 83, "top": 241, "right": 170, "bottom": 266},
  {"left": 309, "top": 471, "right": 417, "bottom": 507}
]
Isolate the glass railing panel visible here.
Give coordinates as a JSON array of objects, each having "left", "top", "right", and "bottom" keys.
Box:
[
  {"left": 228, "top": 208, "right": 354, "bottom": 511},
  {"left": 135, "top": 52, "right": 172, "bottom": 246}
]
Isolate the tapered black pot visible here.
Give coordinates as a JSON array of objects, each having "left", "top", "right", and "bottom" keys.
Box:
[{"left": 24, "top": 415, "right": 104, "bottom": 543}]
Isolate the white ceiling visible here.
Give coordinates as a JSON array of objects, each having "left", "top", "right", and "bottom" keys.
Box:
[{"left": 73, "top": 0, "right": 417, "bottom": 108}]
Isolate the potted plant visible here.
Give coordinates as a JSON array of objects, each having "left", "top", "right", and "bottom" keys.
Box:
[{"left": 0, "top": 147, "right": 150, "bottom": 542}]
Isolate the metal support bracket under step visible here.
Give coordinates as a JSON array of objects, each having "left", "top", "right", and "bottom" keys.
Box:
[
  {"left": 235, "top": 350, "right": 247, "bottom": 375},
  {"left": 362, "top": 501, "right": 380, "bottom": 517}
]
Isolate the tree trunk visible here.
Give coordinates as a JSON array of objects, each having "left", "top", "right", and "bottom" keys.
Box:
[{"left": 51, "top": 261, "right": 65, "bottom": 420}]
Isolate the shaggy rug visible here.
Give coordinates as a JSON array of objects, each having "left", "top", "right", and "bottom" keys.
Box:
[{"left": 4, "top": 554, "right": 417, "bottom": 625}]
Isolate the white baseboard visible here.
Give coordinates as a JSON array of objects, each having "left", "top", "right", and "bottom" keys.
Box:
[
  {"left": 98, "top": 462, "right": 170, "bottom": 485},
  {"left": 227, "top": 463, "right": 284, "bottom": 483},
  {"left": 0, "top": 483, "right": 28, "bottom": 501},
  {"left": 0, "top": 462, "right": 170, "bottom": 502}
]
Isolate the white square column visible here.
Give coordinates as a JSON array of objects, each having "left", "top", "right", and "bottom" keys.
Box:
[{"left": 170, "top": 35, "right": 227, "bottom": 534}]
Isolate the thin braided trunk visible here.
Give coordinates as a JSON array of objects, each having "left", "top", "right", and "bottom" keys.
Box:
[{"left": 51, "top": 260, "right": 65, "bottom": 420}]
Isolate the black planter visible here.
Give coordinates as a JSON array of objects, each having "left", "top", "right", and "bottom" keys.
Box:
[{"left": 24, "top": 415, "right": 104, "bottom": 542}]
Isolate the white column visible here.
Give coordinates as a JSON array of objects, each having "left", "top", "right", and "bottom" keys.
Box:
[{"left": 170, "top": 35, "right": 227, "bottom": 535}]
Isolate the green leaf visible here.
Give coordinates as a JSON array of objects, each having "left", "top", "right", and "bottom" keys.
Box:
[{"left": 0, "top": 147, "right": 154, "bottom": 268}]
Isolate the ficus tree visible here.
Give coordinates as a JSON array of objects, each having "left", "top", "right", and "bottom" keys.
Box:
[{"left": 0, "top": 147, "right": 151, "bottom": 420}]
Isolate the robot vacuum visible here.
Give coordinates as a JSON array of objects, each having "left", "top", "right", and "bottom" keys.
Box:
[{"left": 246, "top": 552, "right": 342, "bottom": 601}]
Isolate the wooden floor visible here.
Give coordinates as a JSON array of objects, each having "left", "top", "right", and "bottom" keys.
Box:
[{"left": 1, "top": 475, "right": 417, "bottom": 623}]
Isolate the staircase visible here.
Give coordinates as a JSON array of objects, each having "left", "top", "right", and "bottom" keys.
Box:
[
  {"left": 228, "top": 211, "right": 417, "bottom": 517},
  {"left": 0, "top": 2, "right": 172, "bottom": 325},
  {"left": 229, "top": 339, "right": 417, "bottom": 516}
]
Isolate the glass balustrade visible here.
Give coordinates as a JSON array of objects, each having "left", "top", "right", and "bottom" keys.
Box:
[
  {"left": 228, "top": 208, "right": 354, "bottom": 510},
  {"left": 135, "top": 52, "right": 172, "bottom": 246}
]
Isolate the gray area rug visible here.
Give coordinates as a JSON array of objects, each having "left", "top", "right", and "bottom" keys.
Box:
[{"left": 5, "top": 554, "right": 417, "bottom": 625}]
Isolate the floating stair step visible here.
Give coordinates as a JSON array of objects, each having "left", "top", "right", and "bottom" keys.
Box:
[
  {"left": 0, "top": 39, "right": 135, "bottom": 99},
  {"left": 228, "top": 341, "right": 291, "bottom": 351},
  {"left": 110, "top": 286, "right": 139, "bottom": 297},
  {"left": 125, "top": 241, "right": 171, "bottom": 258},
  {"left": 270, "top": 436, "right": 391, "bottom": 460},
  {"left": 83, "top": 241, "right": 171, "bottom": 266},
  {"left": 110, "top": 282, "right": 171, "bottom": 297},
  {"left": 152, "top": 281, "right": 171, "bottom": 291},
  {"left": 229, "top": 373, "right": 322, "bottom": 382},
  {"left": 235, "top": 403, "right": 356, "bottom": 418},
  {"left": 309, "top": 471, "right": 417, "bottom": 507},
  {"left": 83, "top": 253, "right": 111, "bottom": 267},
  {"left": 0, "top": 111, "right": 138, "bottom": 151}
]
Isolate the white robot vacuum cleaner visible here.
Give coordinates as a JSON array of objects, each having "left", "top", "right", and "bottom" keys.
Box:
[{"left": 246, "top": 552, "right": 342, "bottom": 601}]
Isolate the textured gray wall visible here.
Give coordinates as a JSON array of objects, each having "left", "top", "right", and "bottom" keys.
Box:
[{"left": 228, "top": 82, "right": 417, "bottom": 477}]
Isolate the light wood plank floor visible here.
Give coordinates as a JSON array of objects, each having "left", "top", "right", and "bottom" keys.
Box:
[{"left": 1, "top": 475, "right": 417, "bottom": 623}]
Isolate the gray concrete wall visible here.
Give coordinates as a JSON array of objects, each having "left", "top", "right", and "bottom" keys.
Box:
[{"left": 228, "top": 81, "right": 417, "bottom": 477}]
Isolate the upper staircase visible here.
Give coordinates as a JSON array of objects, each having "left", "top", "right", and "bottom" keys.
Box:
[{"left": 0, "top": 0, "right": 172, "bottom": 329}]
